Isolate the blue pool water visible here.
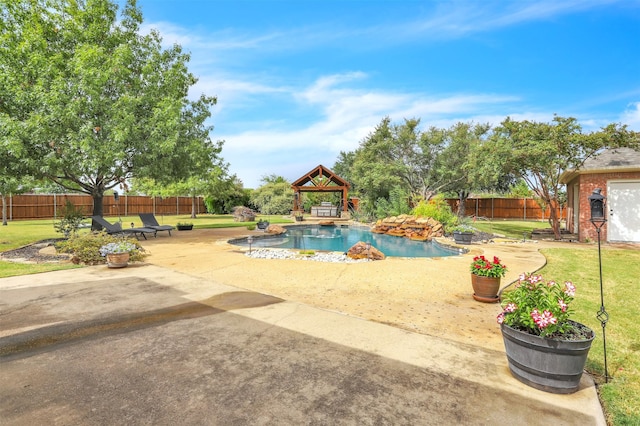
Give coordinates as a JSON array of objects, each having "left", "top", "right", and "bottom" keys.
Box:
[{"left": 234, "top": 225, "right": 460, "bottom": 258}]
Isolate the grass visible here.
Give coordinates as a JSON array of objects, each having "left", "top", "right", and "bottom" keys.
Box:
[
  {"left": 1, "top": 217, "right": 638, "bottom": 424},
  {"left": 471, "top": 219, "right": 552, "bottom": 239}
]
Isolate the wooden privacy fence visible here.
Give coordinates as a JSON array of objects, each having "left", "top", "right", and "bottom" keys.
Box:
[
  {"left": 445, "top": 198, "right": 567, "bottom": 221},
  {"left": 4, "top": 194, "right": 206, "bottom": 220},
  {"left": 4, "top": 194, "right": 564, "bottom": 221}
]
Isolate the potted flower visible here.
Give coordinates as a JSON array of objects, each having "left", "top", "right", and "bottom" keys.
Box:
[
  {"left": 497, "top": 273, "right": 595, "bottom": 394},
  {"left": 256, "top": 218, "right": 270, "bottom": 230},
  {"left": 177, "top": 222, "right": 193, "bottom": 231},
  {"left": 469, "top": 255, "right": 506, "bottom": 302},
  {"left": 451, "top": 224, "right": 474, "bottom": 244},
  {"left": 99, "top": 240, "right": 140, "bottom": 268}
]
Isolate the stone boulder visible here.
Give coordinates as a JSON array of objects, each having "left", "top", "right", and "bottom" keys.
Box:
[
  {"left": 265, "top": 224, "right": 286, "bottom": 235},
  {"left": 346, "top": 241, "right": 385, "bottom": 260}
]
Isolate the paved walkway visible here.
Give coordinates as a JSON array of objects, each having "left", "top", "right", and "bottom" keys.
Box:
[{"left": 0, "top": 229, "right": 606, "bottom": 425}]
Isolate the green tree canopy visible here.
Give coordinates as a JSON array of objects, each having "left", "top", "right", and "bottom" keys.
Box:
[{"left": 0, "top": 0, "right": 220, "bottom": 219}]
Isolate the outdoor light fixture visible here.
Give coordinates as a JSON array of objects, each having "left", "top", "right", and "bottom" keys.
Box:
[
  {"left": 247, "top": 235, "right": 253, "bottom": 254},
  {"left": 588, "top": 188, "right": 610, "bottom": 383},
  {"left": 589, "top": 188, "right": 606, "bottom": 225}
]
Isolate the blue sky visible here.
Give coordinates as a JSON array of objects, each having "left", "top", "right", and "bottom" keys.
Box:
[{"left": 129, "top": 0, "right": 640, "bottom": 188}]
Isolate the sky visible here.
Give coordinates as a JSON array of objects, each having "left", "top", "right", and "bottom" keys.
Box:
[{"left": 127, "top": 0, "right": 640, "bottom": 189}]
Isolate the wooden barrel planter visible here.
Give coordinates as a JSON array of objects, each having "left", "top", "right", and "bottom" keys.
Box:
[
  {"left": 500, "top": 321, "right": 595, "bottom": 394},
  {"left": 453, "top": 231, "right": 473, "bottom": 244}
]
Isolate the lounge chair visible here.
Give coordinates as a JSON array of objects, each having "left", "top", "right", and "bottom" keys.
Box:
[
  {"left": 91, "top": 216, "right": 157, "bottom": 240},
  {"left": 138, "top": 213, "right": 175, "bottom": 236}
]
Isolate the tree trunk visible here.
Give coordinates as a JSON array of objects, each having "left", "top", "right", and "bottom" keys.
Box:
[
  {"left": 549, "top": 199, "right": 561, "bottom": 240},
  {"left": 91, "top": 193, "right": 104, "bottom": 231},
  {"left": 2, "top": 195, "right": 7, "bottom": 226},
  {"left": 457, "top": 190, "right": 469, "bottom": 218},
  {"left": 191, "top": 195, "right": 197, "bottom": 219}
]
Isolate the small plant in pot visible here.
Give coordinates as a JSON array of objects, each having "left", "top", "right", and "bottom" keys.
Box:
[
  {"left": 99, "top": 240, "right": 144, "bottom": 268},
  {"left": 256, "top": 218, "right": 270, "bottom": 230},
  {"left": 450, "top": 221, "right": 475, "bottom": 244},
  {"left": 497, "top": 273, "right": 595, "bottom": 394},
  {"left": 177, "top": 222, "right": 193, "bottom": 231},
  {"left": 469, "top": 255, "right": 507, "bottom": 302}
]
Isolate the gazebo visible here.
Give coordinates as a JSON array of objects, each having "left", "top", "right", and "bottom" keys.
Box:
[{"left": 291, "top": 165, "right": 350, "bottom": 217}]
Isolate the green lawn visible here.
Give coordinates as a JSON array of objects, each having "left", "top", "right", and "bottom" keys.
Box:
[
  {"left": 1, "top": 217, "right": 638, "bottom": 424},
  {"left": 471, "top": 219, "right": 552, "bottom": 239}
]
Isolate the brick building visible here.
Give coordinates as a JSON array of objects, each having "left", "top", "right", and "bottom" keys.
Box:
[{"left": 560, "top": 148, "right": 640, "bottom": 243}]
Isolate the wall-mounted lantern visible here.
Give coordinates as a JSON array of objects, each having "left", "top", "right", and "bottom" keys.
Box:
[{"left": 588, "top": 188, "right": 606, "bottom": 224}]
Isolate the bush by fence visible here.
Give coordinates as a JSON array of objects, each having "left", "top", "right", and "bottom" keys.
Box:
[{"left": 3, "top": 194, "right": 206, "bottom": 220}]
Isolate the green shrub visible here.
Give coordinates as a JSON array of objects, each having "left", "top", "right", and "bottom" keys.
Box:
[
  {"left": 411, "top": 195, "right": 455, "bottom": 225},
  {"left": 246, "top": 224, "right": 256, "bottom": 230},
  {"left": 56, "top": 232, "right": 147, "bottom": 265},
  {"left": 53, "top": 200, "right": 87, "bottom": 237}
]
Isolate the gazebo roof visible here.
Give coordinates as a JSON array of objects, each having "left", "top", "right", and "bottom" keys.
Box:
[{"left": 291, "top": 164, "right": 350, "bottom": 190}]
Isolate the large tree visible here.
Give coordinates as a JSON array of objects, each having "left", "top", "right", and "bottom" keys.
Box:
[
  {"left": 348, "top": 117, "right": 446, "bottom": 215},
  {"left": 0, "top": 0, "right": 219, "bottom": 221},
  {"left": 435, "top": 122, "right": 503, "bottom": 217},
  {"left": 490, "top": 115, "right": 639, "bottom": 239}
]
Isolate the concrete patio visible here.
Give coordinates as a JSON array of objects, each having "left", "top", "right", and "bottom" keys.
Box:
[{"left": 0, "top": 227, "right": 606, "bottom": 425}]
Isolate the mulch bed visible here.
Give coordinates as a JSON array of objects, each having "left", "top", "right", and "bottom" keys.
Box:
[{"left": 0, "top": 239, "right": 70, "bottom": 263}]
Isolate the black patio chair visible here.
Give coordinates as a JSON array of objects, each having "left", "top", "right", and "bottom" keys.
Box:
[
  {"left": 138, "top": 213, "right": 175, "bottom": 236},
  {"left": 91, "top": 216, "right": 157, "bottom": 240}
]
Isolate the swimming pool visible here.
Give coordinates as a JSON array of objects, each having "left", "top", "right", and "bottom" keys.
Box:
[{"left": 232, "top": 225, "right": 461, "bottom": 258}]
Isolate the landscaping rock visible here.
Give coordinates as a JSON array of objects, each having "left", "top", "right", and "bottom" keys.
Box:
[
  {"left": 265, "top": 224, "right": 286, "bottom": 235},
  {"left": 346, "top": 241, "right": 385, "bottom": 260}
]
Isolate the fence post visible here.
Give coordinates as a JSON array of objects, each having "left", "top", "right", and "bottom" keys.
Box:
[
  {"left": 176, "top": 196, "right": 179, "bottom": 215},
  {"left": 524, "top": 197, "right": 527, "bottom": 220},
  {"left": 9, "top": 194, "right": 12, "bottom": 221}
]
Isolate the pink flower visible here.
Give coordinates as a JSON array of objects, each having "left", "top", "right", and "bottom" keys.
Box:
[
  {"left": 505, "top": 303, "right": 517, "bottom": 313},
  {"left": 529, "top": 274, "right": 542, "bottom": 284},
  {"left": 558, "top": 299, "right": 568, "bottom": 312},
  {"left": 496, "top": 312, "right": 505, "bottom": 324},
  {"left": 531, "top": 310, "right": 557, "bottom": 328},
  {"left": 564, "top": 282, "right": 576, "bottom": 297}
]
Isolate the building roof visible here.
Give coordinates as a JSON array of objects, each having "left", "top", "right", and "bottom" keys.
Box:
[{"left": 560, "top": 147, "right": 640, "bottom": 183}]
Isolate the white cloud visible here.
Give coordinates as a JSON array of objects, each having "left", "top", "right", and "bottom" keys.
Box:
[
  {"left": 218, "top": 73, "right": 527, "bottom": 187},
  {"left": 620, "top": 102, "right": 640, "bottom": 131}
]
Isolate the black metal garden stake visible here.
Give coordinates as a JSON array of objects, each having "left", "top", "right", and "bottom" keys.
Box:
[{"left": 588, "top": 188, "right": 609, "bottom": 383}]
